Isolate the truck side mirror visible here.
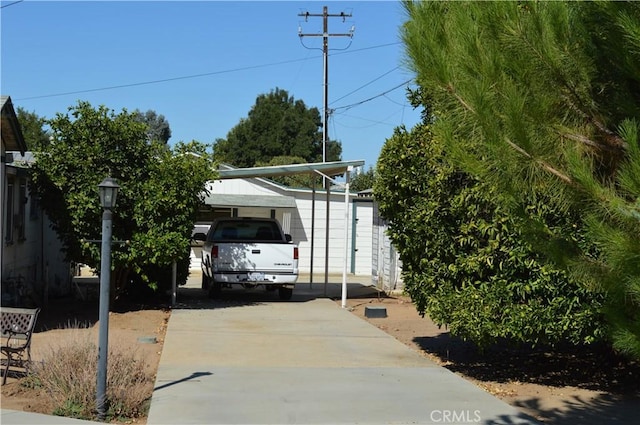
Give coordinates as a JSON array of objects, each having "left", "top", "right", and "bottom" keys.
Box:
[
  {"left": 285, "top": 234, "right": 292, "bottom": 243},
  {"left": 192, "top": 232, "right": 207, "bottom": 242}
]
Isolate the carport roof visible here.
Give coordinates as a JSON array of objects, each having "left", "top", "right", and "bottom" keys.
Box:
[
  {"left": 217, "top": 160, "right": 365, "bottom": 180},
  {"left": 204, "top": 193, "right": 297, "bottom": 208}
]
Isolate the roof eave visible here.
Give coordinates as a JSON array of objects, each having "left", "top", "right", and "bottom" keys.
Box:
[
  {"left": 217, "top": 160, "right": 365, "bottom": 180},
  {"left": 1, "top": 96, "right": 27, "bottom": 154}
]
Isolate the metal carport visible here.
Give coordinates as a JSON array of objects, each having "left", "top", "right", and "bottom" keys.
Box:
[{"left": 215, "top": 160, "right": 365, "bottom": 308}]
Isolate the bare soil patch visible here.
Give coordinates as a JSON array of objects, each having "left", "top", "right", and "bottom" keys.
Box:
[{"left": 1, "top": 296, "right": 170, "bottom": 424}]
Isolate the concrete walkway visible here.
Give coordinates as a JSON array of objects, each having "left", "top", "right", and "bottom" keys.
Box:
[
  {"left": 146, "top": 275, "right": 537, "bottom": 424},
  {"left": 0, "top": 410, "right": 104, "bottom": 424}
]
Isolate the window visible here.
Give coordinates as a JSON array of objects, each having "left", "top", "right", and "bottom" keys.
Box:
[
  {"left": 29, "top": 192, "right": 39, "bottom": 221},
  {"left": 5, "top": 180, "right": 14, "bottom": 243},
  {"left": 211, "top": 220, "right": 282, "bottom": 242},
  {"left": 196, "top": 206, "right": 231, "bottom": 222},
  {"left": 17, "top": 179, "right": 27, "bottom": 240}
]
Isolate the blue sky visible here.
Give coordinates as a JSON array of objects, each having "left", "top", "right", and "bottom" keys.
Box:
[{"left": 1, "top": 0, "right": 421, "bottom": 169}]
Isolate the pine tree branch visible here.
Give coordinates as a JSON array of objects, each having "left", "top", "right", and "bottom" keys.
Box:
[
  {"left": 445, "top": 81, "right": 575, "bottom": 185},
  {"left": 513, "top": 23, "right": 628, "bottom": 153},
  {"left": 560, "top": 97, "right": 629, "bottom": 152},
  {"left": 563, "top": 132, "right": 606, "bottom": 150},
  {"left": 504, "top": 137, "right": 573, "bottom": 184},
  {"left": 446, "top": 83, "right": 476, "bottom": 114}
]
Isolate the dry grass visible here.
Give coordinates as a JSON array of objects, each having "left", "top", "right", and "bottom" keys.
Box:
[{"left": 27, "top": 327, "right": 154, "bottom": 422}]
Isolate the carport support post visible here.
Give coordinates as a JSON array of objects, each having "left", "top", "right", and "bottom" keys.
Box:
[
  {"left": 172, "top": 260, "right": 177, "bottom": 306},
  {"left": 341, "top": 167, "right": 351, "bottom": 308},
  {"left": 310, "top": 175, "right": 316, "bottom": 288},
  {"left": 324, "top": 179, "right": 330, "bottom": 296}
]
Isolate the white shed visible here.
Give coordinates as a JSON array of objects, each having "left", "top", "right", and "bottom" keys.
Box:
[{"left": 371, "top": 200, "right": 403, "bottom": 293}]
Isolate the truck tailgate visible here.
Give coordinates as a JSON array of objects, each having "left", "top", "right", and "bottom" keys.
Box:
[{"left": 215, "top": 243, "right": 297, "bottom": 273}]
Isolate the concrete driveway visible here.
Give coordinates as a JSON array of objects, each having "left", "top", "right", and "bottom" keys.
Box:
[{"left": 147, "top": 276, "right": 537, "bottom": 424}]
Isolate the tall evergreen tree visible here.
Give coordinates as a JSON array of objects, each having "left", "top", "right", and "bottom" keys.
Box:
[
  {"left": 132, "top": 109, "right": 172, "bottom": 144},
  {"left": 402, "top": 1, "right": 640, "bottom": 357},
  {"left": 213, "top": 87, "right": 341, "bottom": 168},
  {"left": 350, "top": 166, "right": 376, "bottom": 193}
]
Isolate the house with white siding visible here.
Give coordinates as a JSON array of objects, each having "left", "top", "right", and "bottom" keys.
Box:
[{"left": 1, "top": 96, "right": 70, "bottom": 307}]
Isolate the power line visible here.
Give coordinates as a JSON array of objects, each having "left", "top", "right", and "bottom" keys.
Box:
[
  {"left": 332, "top": 79, "right": 412, "bottom": 112},
  {"left": 15, "top": 57, "right": 313, "bottom": 101},
  {"left": 1, "top": 0, "right": 23, "bottom": 9},
  {"left": 335, "top": 41, "right": 400, "bottom": 55},
  {"left": 15, "top": 41, "right": 399, "bottom": 102},
  {"left": 334, "top": 110, "right": 406, "bottom": 128},
  {"left": 383, "top": 93, "right": 410, "bottom": 107},
  {"left": 330, "top": 66, "right": 400, "bottom": 105}
]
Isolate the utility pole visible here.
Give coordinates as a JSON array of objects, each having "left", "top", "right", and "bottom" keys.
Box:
[
  {"left": 298, "top": 6, "right": 354, "bottom": 165},
  {"left": 298, "top": 6, "right": 354, "bottom": 289}
]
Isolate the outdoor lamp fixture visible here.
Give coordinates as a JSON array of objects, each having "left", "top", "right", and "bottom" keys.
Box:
[
  {"left": 96, "top": 176, "right": 120, "bottom": 420},
  {"left": 98, "top": 177, "right": 119, "bottom": 209}
]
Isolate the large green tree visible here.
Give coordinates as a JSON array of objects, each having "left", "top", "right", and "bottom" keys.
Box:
[
  {"left": 375, "top": 124, "right": 604, "bottom": 347},
  {"left": 213, "top": 87, "right": 341, "bottom": 168},
  {"left": 133, "top": 109, "right": 172, "bottom": 144},
  {"left": 350, "top": 166, "right": 376, "bottom": 193},
  {"left": 17, "top": 107, "right": 50, "bottom": 149},
  {"left": 254, "top": 155, "right": 318, "bottom": 188},
  {"left": 30, "top": 101, "right": 216, "bottom": 298},
  {"left": 402, "top": 1, "right": 640, "bottom": 356}
]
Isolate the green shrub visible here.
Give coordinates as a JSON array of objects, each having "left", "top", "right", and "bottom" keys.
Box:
[
  {"left": 30, "top": 329, "right": 153, "bottom": 422},
  {"left": 375, "top": 124, "right": 606, "bottom": 347}
]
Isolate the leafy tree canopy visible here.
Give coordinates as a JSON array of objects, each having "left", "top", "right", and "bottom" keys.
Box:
[
  {"left": 30, "top": 101, "right": 216, "bottom": 298},
  {"left": 402, "top": 1, "right": 640, "bottom": 357},
  {"left": 213, "top": 87, "right": 342, "bottom": 169},
  {"left": 17, "top": 107, "right": 50, "bottom": 150},
  {"left": 375, "top": 124, "right": 605, "bottom": 347},
  {"left": 132, "top": 109, "right": 172, "bottom": 144},
  {"left": 350, "top": 166, "right": 376, "bottom": 193},
  {"left": 254, "top": 155, "right": 319, "bottom": 188}
]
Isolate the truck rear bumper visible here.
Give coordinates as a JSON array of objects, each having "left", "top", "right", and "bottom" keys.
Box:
[{"left": 213, "top": 272, "right": 298, "bottom": 286}]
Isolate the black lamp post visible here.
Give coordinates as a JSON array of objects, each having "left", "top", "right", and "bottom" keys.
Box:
[{"left": 96, "top": 176, "right": 119, "bottom": 421}]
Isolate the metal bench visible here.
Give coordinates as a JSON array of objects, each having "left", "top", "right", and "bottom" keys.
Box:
[{"left": 1, "top": 307, "right": 40, "bottom": 385}]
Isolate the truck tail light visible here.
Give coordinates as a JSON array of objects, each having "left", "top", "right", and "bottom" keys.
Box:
[
  {"left": 293, "top": 247, "right": 299, "bottom": 260},
  {"left": 212, "top": 245, "right": 219, "bottom": 259}
]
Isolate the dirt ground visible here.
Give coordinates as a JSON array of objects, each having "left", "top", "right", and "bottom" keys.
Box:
[
  {"left": 1, "top": 296, "right": 170, "bottom": 424},
  {"left": 2, "top": 290, "right": 639, "bottom": 424}
]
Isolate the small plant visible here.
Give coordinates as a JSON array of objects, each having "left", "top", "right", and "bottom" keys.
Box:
[
  {"left": 53, "top": 400, "right": 85, "bottom": 419},
  {"left": 30, "top": 328, "right": 154, "bottom": 422},
  {"left": 20, "top": 372, "right": 42, "bottom": 390}
]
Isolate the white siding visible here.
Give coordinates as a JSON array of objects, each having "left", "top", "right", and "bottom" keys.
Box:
[
  {"left": 2, "top": 171, "right": 70, "bottom": 304},
  {"left": 237, "top": 207, "right": 271, "bottom": 218},
  {"left": 351, "top": 201, "right": 374, "bottom": 275},
  {"left": 291, "top": 190, "right": 351, "bottom": 274},
  {"left": 371, "top": 202, "right": 403, "bottom": 292}
]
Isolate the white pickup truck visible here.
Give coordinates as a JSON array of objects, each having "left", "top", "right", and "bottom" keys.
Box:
[{"left": 193, "top": 217, "right": 299, "bottom": 300}]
